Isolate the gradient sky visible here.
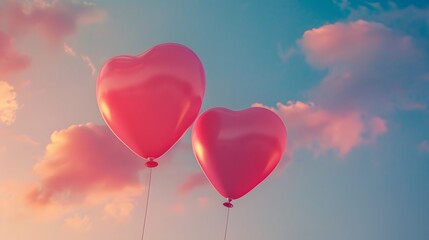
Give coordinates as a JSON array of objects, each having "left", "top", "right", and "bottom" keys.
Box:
[{"left": 1, "top": 0, "right": 429, "bottom": 240}]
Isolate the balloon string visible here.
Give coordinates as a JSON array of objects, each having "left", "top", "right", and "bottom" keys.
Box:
[
  {"left": 140, "top": 167, "right": 153, "bottom": 240},
  {"left": 223, "top": 207, "right": 230, "bottom": 240}
]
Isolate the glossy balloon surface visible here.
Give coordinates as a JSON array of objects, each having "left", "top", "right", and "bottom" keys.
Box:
[
  {"left": 192, "top": 107, "right": 287, "bottom": 200},
  {"left": 97, "top": 43, "right": 205, "bottom": 160}
]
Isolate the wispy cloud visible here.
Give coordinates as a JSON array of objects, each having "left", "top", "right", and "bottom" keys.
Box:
[
  {"left": 63, "top": 43, "right": 97, "bottom": 76},
  {"left": 178, "top": 173, "right": 208, "bottom": 196},
  {"left": 0, "top": 0, "right": 106, "bottom": 44},
  {"left": 332, "top": 0, "right": 350, "bottom": 11},
  {"left": 0, "top": 81, "right": 18, "bottom": 125},
  {"left": 277, "top": 45, "right": 297, "bottom": 63},
  {"left": 418, "top": 140, "right": 429, "bottom": 153},
  {"left": 81, "top": 55, "right": 97, "bottom": 76},
  {"left": 103, "top": 200, "right": 134, "bottom": 222},
  {"left": 13, "top": 134, "right": 39, "bottom": 146},
  {"left": 63, "top": 214, "right": 92, "bottom": 233},
  {"left": 346, "top": 2, "right": 429, "bottom": 31},
  {"left": 63, "top": 43, "right": 77, "bottom": 57}
]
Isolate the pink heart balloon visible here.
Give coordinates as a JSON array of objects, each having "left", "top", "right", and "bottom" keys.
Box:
[
  {"left": 97, "top": 43, "right": 205, "bottom": 166},
  {"left": 192, "top": 107, "right": 287, "bottom": 201}
]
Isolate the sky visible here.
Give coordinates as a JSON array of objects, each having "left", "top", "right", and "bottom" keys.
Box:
[{"left": 0, "top": 0, "right": 429, "bottom": 239}]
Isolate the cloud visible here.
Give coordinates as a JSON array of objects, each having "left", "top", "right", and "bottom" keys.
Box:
[
  {"left": 171, "top": 202, "right": 185, "bottom": 214},
  {"left": 177, "top": 173, "right": 208, "bottom": 196},
  {"left": 253, "top": 16, "right": 427, "bottom": 168},
  {"left": 63, "top": 214, "right": 92, "bottom": 233},
  {"left": 103, "top": 200, "right": 134, "bottom": 222},
  {"left": 368, "top": 117, "right": 387, "bottom": 142},
  {"left": 299, "top": 20, "right": 409, "bottom": 68},
  {"left": 27, "top": 124, "right": 145, "bottom": 207},
  {"left": 253, "top": 101, "right": 386, "bottom": 159},
  {"left": 81, "top": 55, "right": 96, "bottom": 76},
  {"left": 0, "top": 0, "right": 106, "bottom": 43},
  {"left": 0, "top": 180, "right": 65, "bottom": 221},
  {"left": 418, "top": 140, "right": 429, "bottom": 153},
  {"left": 346, "top": 3, "right": 429, "bottom": 37},
  {"left": 196, "top": 196, "right": 209, "bottom": 207},
  {"left": 277, "top": 45, "right": 298, "bottom": 63},
  {"left": 299, "top": 20, "right": 428, "bottom": 112},
  {"left": 63, "top": 43, "right": 97, "bottom": 76},
  {"left": 63, "top": 43, "right": 77, "bottom": 57},
  {"left": 0, "top": 181, "right": 24, "bottom": 218},
  {"left": 170, "top": 196, "right": 211, "bottom": 214},
  {"left": 0, "top": 31, "right": 31, "bottom": 76},
  {"left": 0, "top": 81, "right": 18, "bottom": 125},
  {"left": 13, "top": 133, "right": 39, "bottom": 146},
  {"left": 332, "top": 0, "right": 350, "bottom": 11}
]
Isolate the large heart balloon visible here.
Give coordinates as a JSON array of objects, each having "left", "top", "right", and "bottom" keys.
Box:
[
  {"left": 192, "top": 107, "right": 287, "bottom": 201},
  {"left": 97, "top": 43, "right": 205, "bottom": 166}
]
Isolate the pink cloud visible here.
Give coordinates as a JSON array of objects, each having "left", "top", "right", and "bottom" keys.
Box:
[
  {"left": 0, "top": 31, "right": 30, "bottom": 76},
  {"left": 300, "top": 20, "right": 413, "bottom": 68},
  {"left": 253, "top": 101, "right": 386, "bottom": 159},
  {"left": 299, "top": 20, "right": 428, "bottom": 112},
  {"left": 0, "top": 0, "right": 106, "bottom": 43},
  {"left": 0, "top": 81, "right": 18, "bottom": 125},
  {"left": 178, "top": 172, "right": 208, "bottom": 196},
  {"left": 418, "top": 140, "right": 429, "bottom": 153},
  {"left": 27, "top": 123, "right": 145, "bottom": 207}
]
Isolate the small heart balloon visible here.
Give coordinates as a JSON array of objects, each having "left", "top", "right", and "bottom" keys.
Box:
[
  {"left": 192, "top": 107, "right": 287, "bottom": 201},
  {"left": 97, "top": 43, "right": 205, "bottom": 166}
]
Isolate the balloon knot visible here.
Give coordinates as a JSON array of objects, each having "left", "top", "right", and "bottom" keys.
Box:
[
  {"left": 145, "top": 159, "right": 158, "bottom": 168},
  {"left": 223, "top": 198, "right": 233, "bottom": 208}
]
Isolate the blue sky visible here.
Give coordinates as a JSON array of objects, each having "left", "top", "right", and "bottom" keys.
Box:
[{"left": 0, "top": 0, "right": 428, "bottom": 239}]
